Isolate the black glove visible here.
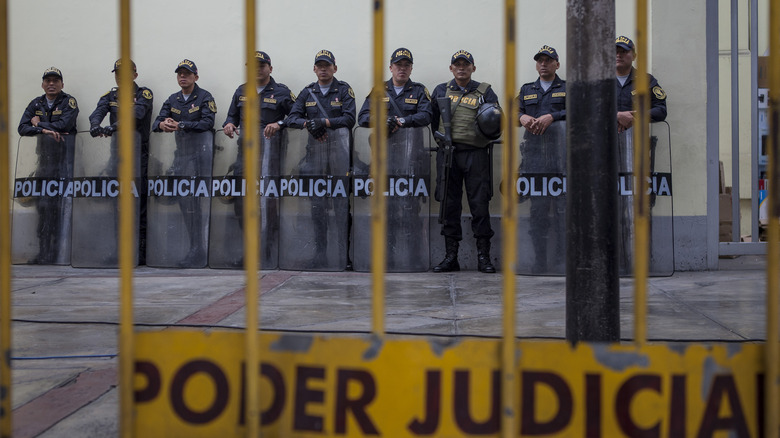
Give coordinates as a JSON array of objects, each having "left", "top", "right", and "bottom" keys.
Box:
[
  {"left": 90, "top": 126, "right": 102, "bottom": 137},
  {"left": 386, "top": 116, "right": 398, "bottom": 132},
  {"left": 102, "top": 125, "right": 116, "bottom": 136},
  {"left": 307, "top": 119, "right": 327, "bottom": 139}
]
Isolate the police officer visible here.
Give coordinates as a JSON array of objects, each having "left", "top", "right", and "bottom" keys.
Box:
[
  {"left": 18, "top": 67, "right": 79, "bottom": 264},
  {"left": 357, "top": 48, "right": 433, "bottom": 270},
  {"left": 357, "top": 47, "right": 432, "bottom": 129},
  {"left": 223, "top": 50, "right": 295, "bottom": 237},
  {"left": 517, "top": 45, "right": 566, "bottom": 273},
  {"left": 89, "top": 59, "right": 154, "bottom": 263},
  {"left": 153, "top": 59, "right": 217, "bottom": 267},
  {"left": 285, "top": 49, "right": 356, "bottom": 269},
  {"left": 615, "top": 35, "right": 667, "bottom": 132},
  {"left": 431, "top": 50, "right": 500, "bottom": 273}
]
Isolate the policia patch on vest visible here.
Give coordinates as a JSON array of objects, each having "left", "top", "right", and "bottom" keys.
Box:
[{"left": 652, "top": 86, "right": 667, "bottom": 100}]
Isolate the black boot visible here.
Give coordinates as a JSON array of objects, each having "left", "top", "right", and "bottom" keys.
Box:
[
  {"left": 477, "top": 238, "right": 496, "bottom": 273},
  {"left": 433, "top": 238, "right": 460, "bottom": 272}
]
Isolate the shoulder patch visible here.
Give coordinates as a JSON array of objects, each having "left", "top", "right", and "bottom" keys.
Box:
[
  {"left": 68, "top": 97, "right": 77, "bottom": 109},
  {"left": 101, "top": 90, "right": 111, "bottom": 97},
  {"left": 652, "top": 85, "right": 667, "bottom": 100},
  {"left": 424, "top": 87, "right": 431, "bottom": 100},
  {"left": 142, "top": 89, "right": 153, "bottom": 100},
  {"left": 348, "top": 88, "right": 355, "bottom": 99},
  {"left": 290, "top": 91, "right": 296, "bottom": 102},
  {"left": 208, "top": 100, "right": 217, "bottom": 112}
]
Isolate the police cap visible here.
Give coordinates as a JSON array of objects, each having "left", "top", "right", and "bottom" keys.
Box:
[
  {"left": 42, "top": 67, "right": 63, "bottom": 80},
  {"left": 391, "top": 48, "right": 413, "bottom": 64},
  {"left": 314, "top": 49, "right": 335, "bottom": 65},
  {"left": 451, "top": 50, "right": 474, "bottom": 65},
  {"left": 616, "top": 36, "right": 635, "bottom": 52},
  {"left": 255, "top": 50, "right": 271, "bottom": 65},
  {"left": 534, "top": 45, "right": 559, "bottom": 61},
  {"left": 175, "top": 59, "right": 198, "bottom": 74},
  {"left": 111, "top": 59, "right": 137, "bottom": 73}
]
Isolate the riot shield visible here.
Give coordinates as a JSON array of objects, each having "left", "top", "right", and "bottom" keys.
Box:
[
  {"left": 618, "top": 123, "right": 674, "bottom": 276},
  {"left": 209, "top": 129, "right": 284, "bottom": 269},
  {"left": 351, "top": 126, "right": 431, "bottom": 272},
  {"left": 146, "top": 131, "right": 214, "bottom": 268},
  {"left": 11, "top": 134, "right": 75, "bottom": 265},
  {"left": 278, "top": 127, "right": 351, "bottom": 271},
  {"left": 70, "top": 132, "right": 141, "bottom": 267},
  {"left": 515, "top": 121, "right": 567, "bottom": 275}
]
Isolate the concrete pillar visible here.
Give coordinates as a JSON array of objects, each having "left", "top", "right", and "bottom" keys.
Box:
[{"left": 565, "top": 0, "right": 620, "bottom": 342}]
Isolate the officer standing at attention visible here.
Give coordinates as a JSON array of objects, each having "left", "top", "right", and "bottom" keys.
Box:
[
  {"left": 18, "top": 67, "right": 79, "bottom": 264},
  {"left": 286, "top": 50, "right": 356, "bottom": 139},
  {"left": 223, "top": 50, "right": 295, "bottom": 141},
  {"left": 89, "top": 59, "right": 154, "bottom": 263},
  {"left": 153, "top": 59, "right": 217, "bottom": 267},
  {"left": 285, "top": 49, "right": 356, "bottom": 269},
  {"left": 518, "top": 45, "right": 566, "bottom": 135},
  {"left": 517, "top": 45, "right": 567, "bottom": 273},
  {"left": 431, "top": 50, "right": 500, "bottom": 274},
  {"left": 615, "top": 35, "right": 667, "bottom": 132},
  {"left": 358, "top": 47, "right": 432, "bottom": 129}
]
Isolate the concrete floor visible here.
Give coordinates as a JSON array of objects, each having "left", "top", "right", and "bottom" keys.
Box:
[{"left": 4, "top": 255, "right": 772, "bottom": 437}]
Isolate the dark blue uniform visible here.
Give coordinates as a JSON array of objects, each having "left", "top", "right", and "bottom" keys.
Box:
[
  {"left": 286, "top": 79, "right": 356, "bottom": 129},
  {"left": 616, "top": 68, "right": 667, "bottom": 122},
  {"left": 357, "top": 79, "right": 432, "bottom": 127},
  {"left": 18, "top": 91, "right": 79, "bottom": 264},
  {"left": 517, "top": 74, "right": 566, "bottom": 121},
  {"left": 19, "top": 92, "right": 79, "bottom": 136},
  {"left": 89, "top": 84, "right": 154, "bottom": 147},
  {"left": 153, "top": 83, "right": 216, "bottom": 132},
  {"left": 223, "top": 77, "right": 295, "bottom": 129},
  {"left": 517, "top": 74, "right": 567, "bottom": 273}
]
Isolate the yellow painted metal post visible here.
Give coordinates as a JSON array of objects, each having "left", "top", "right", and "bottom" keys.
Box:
[
  {"left": 0, "top": 1, "right": 12, "bottom": 436},
  {"left": 370, "top": 0, "right": 387, "bottom": 337},
  {"left": 632, "top": 0, "right": 651, "bottom": 346},
  {"left": 243, "top": 0, "right": 261, "bottom": 436},
  {"left": 765, "top": 0, "right": 780, "bottom": 435},
  {"left": 501, "top": 1, "right": 518, "bottom": 436},
  {"left": 117, "top": 0, "right": 135, "bottom": 436}
]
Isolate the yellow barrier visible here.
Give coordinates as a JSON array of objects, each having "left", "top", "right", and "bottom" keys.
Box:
[{"left": 0, "top": 0, "right": 12, "bottom": 436}]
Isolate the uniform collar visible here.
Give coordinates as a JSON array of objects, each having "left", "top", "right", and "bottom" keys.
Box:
[
  {"left": 312, "top": 78, "right": 339, "bottom": 95},
  {"left": 534, "top": 74, "right": 564, "bottom": 89},
  {"left": 386, "top": 79, "right": 412, "bottom": 92},
  {"left": 177, "top": 83, "right": 201, "bottom": 100},
  {"left": 448, "top": 79, "right": 477, "bottom": 92}
]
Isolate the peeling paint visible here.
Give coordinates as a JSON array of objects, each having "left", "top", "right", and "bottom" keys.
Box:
[
  {"left": 269, "top": 334, "right": 313, "bottom": 353},
  {"left": 427, "top": 338, "right": 461, "bottom": 357},
  {"left": 362, "top": 336, "right": 383, "bottom": 360},
  {"left": 592, "top": 344, "right": 648, "bottom": 371}
]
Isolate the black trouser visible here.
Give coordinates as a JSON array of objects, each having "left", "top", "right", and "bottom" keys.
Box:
[{"left": 438, "top": 147, "right": 494, "bottom": 241}]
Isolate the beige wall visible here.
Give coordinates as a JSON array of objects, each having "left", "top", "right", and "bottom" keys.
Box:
[{"left": 7, "top": 0, "right": 726, "bottom": 267}]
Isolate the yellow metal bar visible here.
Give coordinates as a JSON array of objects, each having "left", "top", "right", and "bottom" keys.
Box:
[
  {"left": 765, "top": 0, "right": 780, "bottom": 435},
  {"left": 501, "top": 1, "right": 518, "bottom": 436},
  {"left": 0, "top": 0, "right": 12, "bottom": 436},
  {"left": 243, "top": 0, "right": 261, "bottom": 436},
  {"left": 632, "top": 0, "right": 651, "bottom": 346},
  {"left": 370, "top": 0, "right": 387, "bottom": 337},
  {"left": 117, "top": 0, "right": 135, "bottom": 436}
]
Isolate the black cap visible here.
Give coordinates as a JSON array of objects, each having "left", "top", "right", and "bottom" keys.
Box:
[
  {"left": 111, "top": 59, "right": 137, "bottom": 73},
  {"left": 175, "top": 59, "right": 198, "bottom": 74},
  {"left": 42, "top": 67, "right": 63, "bottom": 80},
  {"left": 391, "top": 48, "right": 413, "bottom": 64},
  {"left": 255, "top": 51, "right": 271, "bottom": 65},
  {"left": 451, "top": 50, "right": 474, "bottom": 64},
  {"left": 534, "top": 45, "right": 559, "bottom": 61},
  {"left": 314, "top": 49, "right": 335, "bottom": 64},
  {"left": 616, "top": 36, "right": 635, "bottom": 51}
]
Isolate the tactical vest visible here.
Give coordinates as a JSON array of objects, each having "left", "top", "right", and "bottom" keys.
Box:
[{"left": 442, "top": 81, "right": 492, "bottom": 148}]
